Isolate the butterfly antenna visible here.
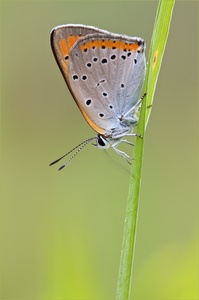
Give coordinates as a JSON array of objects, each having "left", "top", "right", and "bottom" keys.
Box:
[{"left": 49, "top": 137, "right": 96, "bottom": 170}]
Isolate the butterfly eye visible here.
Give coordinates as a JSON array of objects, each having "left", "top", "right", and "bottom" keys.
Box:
[
  {"left": 96, "top": 135, "right": 109, "bottom": 149},
  {"left": 97, "top": 136, "right": 105, "bottom": 146}
]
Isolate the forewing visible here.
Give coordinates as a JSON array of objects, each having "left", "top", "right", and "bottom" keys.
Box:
[{"left": 50, "top": 24, "right": 107, "bottom": 85}]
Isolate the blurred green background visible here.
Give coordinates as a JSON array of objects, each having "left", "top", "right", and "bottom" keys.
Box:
[{"left": 1, "top": 1, "right": 198, "bottom": 299}]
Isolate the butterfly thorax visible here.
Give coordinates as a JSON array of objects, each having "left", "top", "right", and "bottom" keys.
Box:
[{"left": 96, "top": 113, "right": 138, "bottom": 150}]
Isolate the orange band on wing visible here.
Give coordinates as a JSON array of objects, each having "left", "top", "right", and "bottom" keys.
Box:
[
  {"left": 67, "top": 35, "right": 76, "bottom": 49},
  {"left": 59, "top": 35, "right": 82, "bottom": 57},
  {"left": 59, "top": 36, "right": 83, "bottom": 75},
  {"left": 60, "top": 39, "right": 69, "bottom": 57},
  {"left": 80, "top": 107, "right": 106, "bottom": 135},
  {"left": 80, "top": 39, "right": 140, "bottom": 52}
]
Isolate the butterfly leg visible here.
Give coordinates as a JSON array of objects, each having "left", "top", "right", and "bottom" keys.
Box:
[
  {"left": 127, "top": 133, "right": 143, "bottom": 138},
  {"left": 111, "top": 141, "right": 132, "bottom": 161},
  {"left": 120, "top": 139, "right": 134, "bottom": 146},
  {"left": 112, "top": 146, "right": 132, "bottom": 161}
]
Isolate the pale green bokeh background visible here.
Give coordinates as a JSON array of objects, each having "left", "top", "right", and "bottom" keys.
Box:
[{"left": 1, "top": 1, "right": 198, "bottom": 299}]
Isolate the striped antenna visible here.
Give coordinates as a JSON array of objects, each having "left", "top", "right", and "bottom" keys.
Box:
[{"left": 49, "top": 137, "right": 96, "bottom": 170}]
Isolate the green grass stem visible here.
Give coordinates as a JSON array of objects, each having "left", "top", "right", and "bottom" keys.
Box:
[{"left": 116, "top": 1, "right": 175, "bottom": 299}]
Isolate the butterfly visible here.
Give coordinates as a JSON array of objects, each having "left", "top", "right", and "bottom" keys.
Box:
[{"left": 50, "top": 24, "right": 146, "bottom": 170}]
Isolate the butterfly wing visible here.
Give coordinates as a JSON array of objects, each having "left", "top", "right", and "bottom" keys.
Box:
[
  {"left": 67, "top": 33, "right": 146, "bottom": 135},
  {"left": 51, "top": 25, "right": 112, "bottom": 135},
  {"left": 51, "top": 24, "right": 108, "bottom": 86},
  {"left": 51, "top": 25, "right": 146, "bottom": 136}
]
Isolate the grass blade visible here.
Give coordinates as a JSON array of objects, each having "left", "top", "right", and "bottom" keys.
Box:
[{"left": 116, "top": 1, "right": 175, "bottom": 299}]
